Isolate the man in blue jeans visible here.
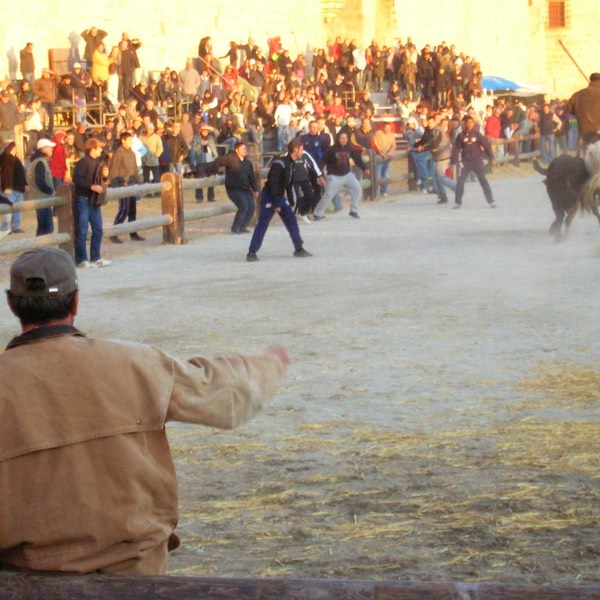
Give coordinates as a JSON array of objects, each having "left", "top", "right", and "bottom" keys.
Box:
[
  {"left": 72, "top": 139, "right": 112, "bottom": 268},
  {"left": 372, "top": 122, "right": 396, "bottom": 197},
  {"left": 26, "top": 138, "right": 56, "bottom": 237},
  {"left": 247, "top": 139, "right": 312, "bottom": 261},
  {"left": 210, "top": 142, "right": 259, "bottom": 234}
]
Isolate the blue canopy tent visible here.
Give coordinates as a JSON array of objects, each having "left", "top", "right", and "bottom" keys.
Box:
[
  {"left": 482, "top": 75, "right": 545, "bottom": 98},
  {"left": 482, "top": 76, "right": 519, "bottom": 91}
]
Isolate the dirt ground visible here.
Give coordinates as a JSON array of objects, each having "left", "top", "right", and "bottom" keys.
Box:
[{"left": 0, "top": 164, "right": 598, "bottom": 585}]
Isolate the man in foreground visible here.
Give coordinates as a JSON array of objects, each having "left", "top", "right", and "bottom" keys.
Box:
[{"left": 0, "top": 248, "right": 288, "bottom": 574}]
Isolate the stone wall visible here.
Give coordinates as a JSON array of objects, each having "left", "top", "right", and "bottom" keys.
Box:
[
  {"left": 1, "top": 0, "right": 595, "bottom": 100},
  {"left": 539, "top": 0, "right": 598, "bottom": 99},
  {"left": 394, "top": 1, "right": 534, "bottom": 83},
  {"left": 1, "top": 0, "right": 326, "bottom": 82}
]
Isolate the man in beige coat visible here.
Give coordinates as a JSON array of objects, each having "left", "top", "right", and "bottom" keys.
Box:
[{"left": 0, "top": 248, "right": 288, "bottom": 574}]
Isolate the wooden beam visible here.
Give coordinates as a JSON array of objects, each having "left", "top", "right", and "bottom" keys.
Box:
[{"left": 0, "top": 573, "right": 598, "bottom": 600}]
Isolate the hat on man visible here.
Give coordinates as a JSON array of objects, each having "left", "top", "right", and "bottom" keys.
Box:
[
  {"left": 85, "top": 138, "right": 106, "bottom": 150},
  {"left": 0, "top": 90, "right": 9, "bottom": 98},
  {"left": 37, "top": 138, "right": 56, "bottom": 150},
  {"left": 10, "top": 248, "right": 78, "bottom": 297},
  {"left": 73, "top": 62, "right": 81, "bottom": 69}
]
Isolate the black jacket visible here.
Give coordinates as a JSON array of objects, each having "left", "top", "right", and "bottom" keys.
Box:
[
  {"left": 73, "top": 153, "right": 104, "bottom": 203},
  {"left": 211, "top": 152, "right": 257, "bottom": 193},
  {"left": 320, "top": 142, "right": 367, "bottom": 176}
]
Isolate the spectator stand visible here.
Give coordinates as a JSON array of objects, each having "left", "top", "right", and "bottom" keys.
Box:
[{"left": 48, "top": 47, "right": 107, "bottom": 128}]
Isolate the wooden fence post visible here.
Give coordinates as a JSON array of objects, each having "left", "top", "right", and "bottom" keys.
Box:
[
  {"left": 369, "top": 150, "right": 378, "bottom": 200},
  {"left": 14, "top": 124, "right": 25, "bottom": 164},
  {"left": 55, "top": 185, "right": 74, "bottom": 258},
  {"left": 161, "top": 172, "right": 184, "bottom": 245},
  {"left": 247, "top": 143, "right": 262, "bottom": 224}
]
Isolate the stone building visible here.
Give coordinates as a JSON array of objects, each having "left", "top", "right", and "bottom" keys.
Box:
[{"left": 1, "top": 0, "right": 597, "bottom": 99}]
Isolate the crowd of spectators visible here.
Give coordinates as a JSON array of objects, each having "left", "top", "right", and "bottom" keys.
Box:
[{"left": 0, "top": 28, "right": 585, "bottom": 233}]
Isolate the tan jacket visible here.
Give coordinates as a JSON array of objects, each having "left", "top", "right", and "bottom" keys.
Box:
[
  {"left": 372, "top": 130, "right": 396, "bottom": 157},
  {"left": 140, "top": 132, "right": 164, "bottom": 167},
  {"left": 0, "top": 328, "right": 285, "bottom": 574},
  {"left": 31, "top": 74, "right": 60, "bottom": 104}
]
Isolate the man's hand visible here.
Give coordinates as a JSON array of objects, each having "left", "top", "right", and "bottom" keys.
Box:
[
  {"left": 91, "top": 184, "right": 104, "bottom": 194},
  {"left": 268, "top": 345, "right": 290, "bottom": 367}
]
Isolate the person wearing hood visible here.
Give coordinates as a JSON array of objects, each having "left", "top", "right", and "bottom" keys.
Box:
[
  {"left": 49, "top": 131, "right": 68, "bottom": 190},
  {"left": 27, "top": 138, "right": 56, "bottom": 236}
]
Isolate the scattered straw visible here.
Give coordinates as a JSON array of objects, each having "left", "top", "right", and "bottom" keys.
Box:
[{"left": 168, "top": 360, "right": 600, "bottom": 584}]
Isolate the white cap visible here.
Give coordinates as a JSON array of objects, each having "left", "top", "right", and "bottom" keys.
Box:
[{"left": 37, "top": 138, "right": 56, "bottom": 150}]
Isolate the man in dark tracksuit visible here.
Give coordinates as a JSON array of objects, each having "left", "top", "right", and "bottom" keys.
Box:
[
  {"left": 300, "top": 121, "right": 330, "bottom": 212},
  {"left": 246, "top": 139, "right": 312, "bottom": 262},
  {"left": 210, "top": 142, "right": 258, "bottom": 234},
  {"left": 288, "top": 151, "right": 325, "bottom": 223},
  {"left": 450, "top": 116, "right": 497, "bottom": 209}
]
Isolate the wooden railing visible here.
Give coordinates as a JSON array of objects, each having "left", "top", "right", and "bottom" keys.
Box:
[
  {"left": 0, "top": 174, "right": 233, "bottom": 257},
  {"left": 0, "top": 572, "right": 598, "bottom": 599},
  {"left": 0, "top": 134, "right": 545, "bottom": 257}
]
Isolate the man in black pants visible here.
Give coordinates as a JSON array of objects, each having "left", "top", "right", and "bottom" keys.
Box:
[
  {"left": 209, "top": 142, "right": 258, "bottom": 234},
  {"left": 108, "top": 132, "right": 145, "bottom": 243},
  {"left": 289, "top": 150, "right": 325, "bottom": 224},
  {"left": 450, "top": 116, "right": 497, "bottom": 209},
  {"left": 247, "top": 139, "right": 312, "bottom": 261}
]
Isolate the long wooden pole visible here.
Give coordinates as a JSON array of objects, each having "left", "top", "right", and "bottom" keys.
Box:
[{"left": 558, "top": 40, "right": 589, "bottom": 83}]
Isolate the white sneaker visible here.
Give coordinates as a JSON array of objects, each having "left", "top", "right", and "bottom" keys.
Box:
[
  {"left": 300, "top": 214, "right": 311, "bottom": 224},
  {"left": 94, "top": 258, "right": 112, "bottom": 267},
  {"left": 77, "top": 261, "right": 93, "bottom": 269}
]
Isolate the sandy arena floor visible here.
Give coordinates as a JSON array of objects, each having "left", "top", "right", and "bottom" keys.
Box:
[{"left": 0, "top": 166, "right": 598, "bottom": 585}]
